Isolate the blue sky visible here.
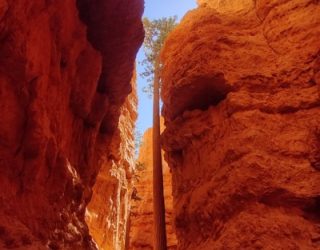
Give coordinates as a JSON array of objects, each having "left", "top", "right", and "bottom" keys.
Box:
[{"left": 136, "top": 0, "right": 197, "bottom": 134}]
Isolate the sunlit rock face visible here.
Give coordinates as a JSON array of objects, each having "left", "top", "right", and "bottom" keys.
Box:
[
  {"left": 129, "top": 122, "right": 177, "bottom": 250},
  {"left": 197, "top": 0, "right": 254, "bottom": 13},
  {"left": 0, "top": 0, "right": 143, "bottom": 249},
  {"left": 161, "top": 0, "right": 320, "bottom": 249},
  {"left": 85, "top": 73, "right": 138, "bottom": 250}
]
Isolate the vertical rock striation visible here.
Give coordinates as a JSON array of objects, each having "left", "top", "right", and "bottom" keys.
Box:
[
  {"left": 86, "top": 72, "right": 138, "bottom": 250},
  {"left": 129, "top": 122, "right": 177, "bottom": 249},
  {"left": 161, "top": 0, "right": 320, "bottom": 249},
  {"left": 0, "top": 0, "right": 143, "bottom": 249}
]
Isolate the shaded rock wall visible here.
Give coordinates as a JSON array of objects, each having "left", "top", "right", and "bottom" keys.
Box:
[
  {"left": 129, "top": 123, "right": 177, "bottom": 249},
  {"left": 161, "top": 0, "right": 320, "bottom": 249},
  {"left": 86, "top": 72, "right": 138, "bottom": 250},
  {"left": 0, "top": 0, "right": 143, "bottom": 249}
]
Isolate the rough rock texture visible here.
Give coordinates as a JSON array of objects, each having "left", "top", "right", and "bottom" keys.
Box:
[
  {"left": 85, "top": 72, "right": 138, "bottom": 250},
  {"left": 0, "top": 0, "right": 143, "bottom": 249},
  {"left": 161, "top": 0, "right": 320, "bottom": 249},
  {"left": 129, "top": 123, "right": 177, "bottom": 249},
  {"left": 197, "top": 0, "right": 254, "bottom": 13}
]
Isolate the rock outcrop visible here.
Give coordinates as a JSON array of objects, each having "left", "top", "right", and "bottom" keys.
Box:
[
  {"left": 0, "top": 0, "right": 143, "bottom": 249},
  {"left": 129, "top": 123, "right": 177, "bottom": 249},
  {"left": 85, "top": 72, "right": 138, "bottom": 250},
  {"left": 197, "top": 0, "right": 254, "bottom": 13},
  {"left": 161, "top": 0, "right": 320, "bottom": 249}
]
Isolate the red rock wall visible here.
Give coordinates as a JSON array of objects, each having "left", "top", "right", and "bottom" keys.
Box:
[
  {"left": 0, "top": 0, "right": 143, "bottom": 249},
  {"left": 161, "top": 0, "right": 320, "bottom": 249},
  {"left": 129, "top": 123, "right": 177, "bottom": 249},
  {"left": 86, "top": 72, "right": 138, "bottom": 250}
]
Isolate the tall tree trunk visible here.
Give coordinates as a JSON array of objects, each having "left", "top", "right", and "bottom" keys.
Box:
[{"left": 153, "top": 65, "right": 167, "bottom": 250}]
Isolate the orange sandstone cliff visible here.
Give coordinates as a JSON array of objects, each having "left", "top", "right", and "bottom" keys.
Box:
[
  {"left": 85, "top": 72, "right": 138, "bottom": 250},
  {"left": 161, "top": 0, "right": 320, "bottom": 249},
  {"left": 0, "top": 0, "right": 143, "bottom": 249},
  {"left": 129, "top": 123, "right": 177, "bottom": 249}
]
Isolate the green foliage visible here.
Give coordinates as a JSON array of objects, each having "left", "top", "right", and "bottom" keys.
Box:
[
  {"left": 132, "top": 161, "right": 146, "bottom": 183},
  {"left": 140, "top": 16, "right": 178, "bottom": 95},
  {"left": 135, "top": 161, "right": 146, "bottom": 171}
]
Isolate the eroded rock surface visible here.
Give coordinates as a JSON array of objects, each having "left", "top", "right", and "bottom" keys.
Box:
[
  {"left": 129, "top": 124, "right": 177, "bottom": 249},
  {"left": 0, "top": 0, "right": 143, "bottom": 249},
  {"left": 85, "top": 72, "right": 138, "bottom": 250},
  {"left": 161, "top": 0, "right": 320, "bottom": 249}
]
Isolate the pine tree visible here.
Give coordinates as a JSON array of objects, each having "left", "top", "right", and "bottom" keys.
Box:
[{"left": 140, "top": 16, "right": 177, "bottom": 250}]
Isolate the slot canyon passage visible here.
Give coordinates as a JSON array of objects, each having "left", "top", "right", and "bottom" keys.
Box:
[{"left": 0, "top": 0, "right": 320, "bottom": 250}]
